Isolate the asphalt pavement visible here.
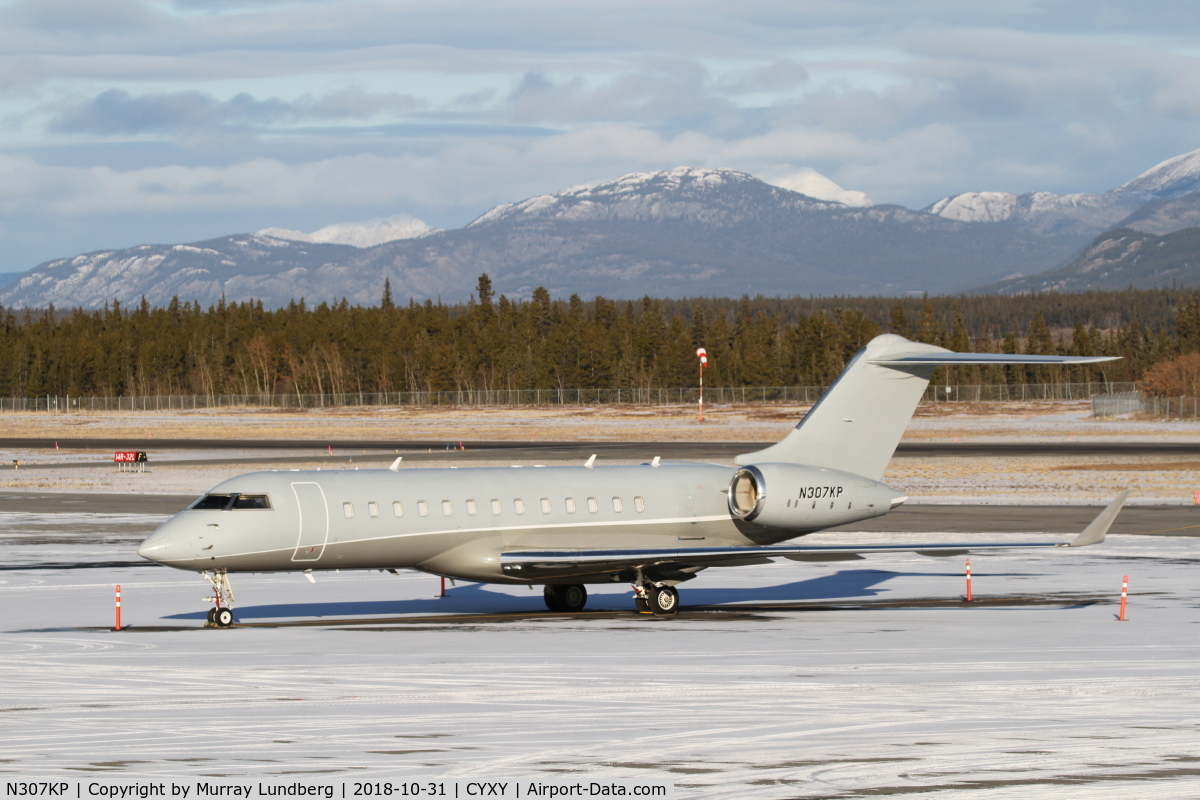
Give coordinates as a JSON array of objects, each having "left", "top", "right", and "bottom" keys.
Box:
[{"left": 6, "top": 439, "right": 1200, "bottom": 470}]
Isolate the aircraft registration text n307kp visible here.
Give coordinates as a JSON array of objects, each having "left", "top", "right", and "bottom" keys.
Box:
[{"left": 136, "top": 334, "right": 1130, "bottom": 622}]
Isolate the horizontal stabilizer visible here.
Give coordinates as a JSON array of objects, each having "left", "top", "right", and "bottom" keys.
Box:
[{"left": 869, "top": 352, "right": 1119, "bottom": 367}]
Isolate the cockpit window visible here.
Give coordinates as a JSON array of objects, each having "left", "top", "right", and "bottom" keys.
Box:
[
  {"left": 232, "top": 494, "right": 271, "bottom": 510},
  {"left": 190, "top": 493, "right": 271, "bottom": 511},
  {"left": 192, "top": 494, "right": 233, "bottom": 510}
]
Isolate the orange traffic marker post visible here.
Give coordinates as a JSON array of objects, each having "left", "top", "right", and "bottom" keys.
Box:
[
  {"left": 114, "top": 585, "right": 122, "bottom": 631},
  {"left": 965, "top": 559, "right": 973, "bottom": 602},
  {"left": 1118, "top": 575, "right": 1129, "bottom": 621}
]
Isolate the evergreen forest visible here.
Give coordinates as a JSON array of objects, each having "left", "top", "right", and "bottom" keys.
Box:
[{"left": 3, "top": 277, "right": 1200, "bottom": 399}]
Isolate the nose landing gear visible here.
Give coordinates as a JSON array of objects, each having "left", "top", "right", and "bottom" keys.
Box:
[{"left": 202, "top": 570, "right": 236, "bottom": 628}]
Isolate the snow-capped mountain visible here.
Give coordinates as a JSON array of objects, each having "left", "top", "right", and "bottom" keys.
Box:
[
  {"left": 467, "top": 167, "right": 842, "bottom": 228},
  {"left": 1115, "top": 148, "right": 1200, "bottom": 198},
  {"left": 334, "top": 167, "right": 1077, "bottom": 303},
  {"left": 10, "top": 148, "right": 1200, "bottom": 308},
  {"left": 927, "top": 148, "right": 1200, "bottom": 238},
  {"left": 0, "top": 236, "right": 359, "bottom": 310},
  {"left": 0, "top": 167, "right": 1080, "bottom": 308},
  {"left": 257, "top": 212, "right": 432, "bottom": 248},
  {"left": 924, "top": 190, "right": 1150, "bottom": 236}
]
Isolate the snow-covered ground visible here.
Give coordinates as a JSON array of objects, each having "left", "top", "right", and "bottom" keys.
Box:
[
  {"left": 1, "top": 515, "right": 1197, "bottom": 798},
  {"left": 3, "top": 400, "right": 1200, "bottom": 445}
]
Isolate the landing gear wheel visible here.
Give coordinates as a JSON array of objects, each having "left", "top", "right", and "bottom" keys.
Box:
[
  {"left": 634, "top": 596, "right": 650, "bottom": 613},
  {"left": 555, "top": 584, "right": 587, "bottom": 613},
  {"left": 544, "top": 584, "right": 587, "bottom": 612},
  {"left": 214, "top": 607, "right": 234, "bottom": 627},
  {"left": 206, "top": 607, "right": 217, "bottom": 625},
  {"left": 649, "top": 586, "right": 679, "bottom": 616}
]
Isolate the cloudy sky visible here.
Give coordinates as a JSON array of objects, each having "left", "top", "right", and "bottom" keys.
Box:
[{"left": 1, "top": 0, "right": 1199, "bottom": 273}]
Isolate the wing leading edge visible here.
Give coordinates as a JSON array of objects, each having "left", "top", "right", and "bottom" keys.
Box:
[{"left": 500, "top": 491, "right": 1129, "bottom": 576}]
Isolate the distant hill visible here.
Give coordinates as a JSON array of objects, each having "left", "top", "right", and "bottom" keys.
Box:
[
  {"left": 0, "top": 237, "right": 360, "bottom": 310},
  {"left": 979, "top": 226, "right": 1200, "bottom": 294},
  {"left": 1116, "top": 193, "right": 1200, "bottom": 236},
  {"left": 0, "top": 168, "right": 1087, "bottom": 308}
]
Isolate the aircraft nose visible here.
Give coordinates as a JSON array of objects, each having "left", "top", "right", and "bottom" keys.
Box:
[{"left": 137, "top": 520, "right": 189, "bottom": 565}]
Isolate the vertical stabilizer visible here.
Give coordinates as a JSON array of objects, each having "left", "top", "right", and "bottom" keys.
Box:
[
  {"left": 735, "top": 335, "right": 945, "bottom": 480},
  {"left": 734, "top": 334, "right": 1118, "bottom": 481}
]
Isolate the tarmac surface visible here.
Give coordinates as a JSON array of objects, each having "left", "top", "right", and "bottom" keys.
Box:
[{"left": 6, "top": 437, "right": 1200, "bottom": 462}]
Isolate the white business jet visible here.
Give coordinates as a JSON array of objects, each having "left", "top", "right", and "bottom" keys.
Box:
[{"left": 138, "top": 334, "right": 1126, "bottom": 626}]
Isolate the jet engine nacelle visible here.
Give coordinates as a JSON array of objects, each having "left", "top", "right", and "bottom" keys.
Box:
[{"left": 727, "top": 462, "right": 906, "bottom": 531}]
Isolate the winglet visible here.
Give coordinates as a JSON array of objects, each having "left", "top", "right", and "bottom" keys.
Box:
[
  {"left": 1068, "top": 490, "right": 1130, "bottom": 547},
  {"left": 389, "top": 457, "right": 403, "bottom": 471},
  {"left": 584, "top": 454, "right": 596, "bottom": 469}
]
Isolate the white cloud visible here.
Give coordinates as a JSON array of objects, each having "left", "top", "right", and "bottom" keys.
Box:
[
  {"left": 759, "top": 166, "right": 872, "bottom": 206},
  {"left": 2, "top": 0, "right": 1200, "bottom": 272}
]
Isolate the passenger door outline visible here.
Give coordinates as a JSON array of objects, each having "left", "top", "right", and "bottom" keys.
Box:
[{"left": 291, "top": 482, "right": 329, "bottom": 561}]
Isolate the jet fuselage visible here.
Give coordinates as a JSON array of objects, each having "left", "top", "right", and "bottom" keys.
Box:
[{"left": 137, "top": 462, "right": 899, "bottom": 584}]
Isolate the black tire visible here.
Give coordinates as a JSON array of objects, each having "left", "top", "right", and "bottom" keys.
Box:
[
  {"left": 651, "top": 586, "right": 679, "bottom": 615},
  {"left": 634, "top": 596, "right": 650, "bottom": 613},
  {"left": 214, "top": 607, "right": 234, "bottom": 627},
  {"left": 206, "top": 607, "right": 217, "bottom": 624},
  {"left": 543, "top": 586, "right": 562, "bottom": 612},
  {"left": 556, "top": 584, "right": 587, "bottom": 613}
]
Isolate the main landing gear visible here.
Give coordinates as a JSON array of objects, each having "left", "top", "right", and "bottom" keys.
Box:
[
  {"left": 543, "top": 584, "right": 588, "bottom": 613},
  {"left": 632, "top": 570, "right": 680, "bottom": 615},
  {"left": 202, "top": 570, "right": 236, "bottom": 628}
]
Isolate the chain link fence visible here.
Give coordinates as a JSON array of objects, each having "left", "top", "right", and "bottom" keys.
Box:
[
  {"left": 1093, "top": 392, "right": 1200, "bottom": 419},
  {"left": 0, "top": 382, "right": 1135, "bottom": 412}
]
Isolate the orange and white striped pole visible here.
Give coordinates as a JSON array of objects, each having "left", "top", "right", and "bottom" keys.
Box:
[
  {"left": 965, "top": 559, "right": 973, "bottom": 602},
  {"left": 114, "top": 585, "right": 122, "bottom": 631},
  {"left": 696, "top": 348, "right": 707, "bottom": 422},
  {"left": 1118, "top": 575, "right": 1128, "bottom": 621}
]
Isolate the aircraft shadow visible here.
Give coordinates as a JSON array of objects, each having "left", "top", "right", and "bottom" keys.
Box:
[{"left": 163, "top": 569, "right": 937, "bottom": 620}]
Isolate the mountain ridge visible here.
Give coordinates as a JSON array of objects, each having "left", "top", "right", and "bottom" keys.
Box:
[{"left": 7, "top": 149, "right": 1200, "bottom": 307}]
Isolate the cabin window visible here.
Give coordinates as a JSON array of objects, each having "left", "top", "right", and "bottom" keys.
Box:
[
  {"left": 442, "top": 500, "right": 453, "bottom": 516},
  {"left": 565, "top": 497, "right": 577, "bottom": 514},
  {"left": 343, "top": 502, "right": 354, "bottom": 519},
  {"left": 368, "top": 501, "right": 379, "bottom": 518},
  {"left": 634, "top": 496, "right": 645, "bottom": 512},
  {"left": 540, "top": 498, "right": 552, "bottom": 514},
  {"left": 466, "top": 499, "right": 477, "bottom": 516},
  {"left": 612, "top": 497, "right": 624, "bottom": 512},
  {"left": 491, "top": 499, "right": 502, "bottom": 515},
  {"left": 587, "top": 497, "right": 598, "bottom": 513},
  {"left": 392, "top": 501, "right": 404, "bottom": 517},
  {"left": 417, "top": 500, "right": 429, "bottom": 517},
  {"left": 514, "top": 499, "right": 525, "bottom": 515}
]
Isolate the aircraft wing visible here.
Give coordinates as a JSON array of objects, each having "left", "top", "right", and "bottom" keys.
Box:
[{"left": 500, "top": 491, "right": 1128, "bottom": 575}]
